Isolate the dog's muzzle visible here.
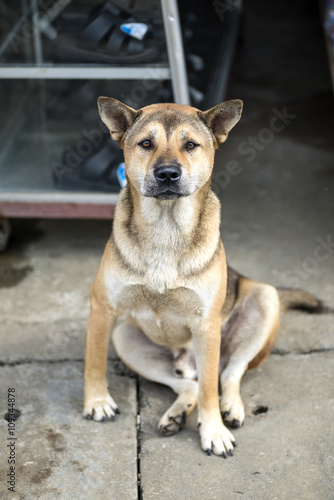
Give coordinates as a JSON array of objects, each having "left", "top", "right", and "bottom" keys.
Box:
[{"left": 151, "top": 164, "right": 183, "bottom": 199}]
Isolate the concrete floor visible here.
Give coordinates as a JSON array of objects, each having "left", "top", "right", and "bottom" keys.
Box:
[{"left": 1, "top": 1, "right": 334, "bottom": 499}]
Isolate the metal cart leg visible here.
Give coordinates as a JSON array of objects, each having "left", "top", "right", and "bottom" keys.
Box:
[
  {"left": 160, "top": 0, "right": 190, "bottom": 105},
  {"left": 0, "top": 218, "right": 11, "bottom": 252}
]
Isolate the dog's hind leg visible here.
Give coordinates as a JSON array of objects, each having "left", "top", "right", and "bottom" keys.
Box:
[
  {"left": 220, "top": 280, "right": 280, "bottom": 429},
  {"left": 112, "top": 319, "right": 198, "bottom": 435}
]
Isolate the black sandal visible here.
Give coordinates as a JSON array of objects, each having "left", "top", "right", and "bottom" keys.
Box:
[
  {"left": 53, "top": 139, "right": 125, "bottom": 192},
  {"left": 53, "top": 1, "right": 165, "bottom": 64}
]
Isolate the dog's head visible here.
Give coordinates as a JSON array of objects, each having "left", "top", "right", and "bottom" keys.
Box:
[{"left": 98, "top": 98, "right": 243, "bottom": 200}]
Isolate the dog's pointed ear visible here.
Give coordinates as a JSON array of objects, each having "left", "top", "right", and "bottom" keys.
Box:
[
  {"left": 97, "top": 97, "right": 139, "bottom": 143},
  {"left": 200, "top": 99, "right": 243, "bottom": 147}
]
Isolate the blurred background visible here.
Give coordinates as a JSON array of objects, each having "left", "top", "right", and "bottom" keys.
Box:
[
  {"left": 0, "top": 3, "right": 334, "bottom": 497},
  {"left": 0, "top": 0, "right": 241, "bottom": 202},
  {"left": 0, "top": 0, "right": 333, "bottom": 288}
]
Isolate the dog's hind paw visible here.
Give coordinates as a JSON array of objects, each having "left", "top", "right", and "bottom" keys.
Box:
[
  {"left": 220, "top": 397, "right": 245, "bottom": 429},
  {"left": 159, "top": 411, "right": 187, "bottom": 436},
  {"left": 83, "top": 393, "right": 120, "bottom": 422},
  {"left": 158, "top": 388, "right": 197, "bottom": 435}
]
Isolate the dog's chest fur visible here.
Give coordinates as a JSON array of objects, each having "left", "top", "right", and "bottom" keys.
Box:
[
  {"left": 140, "top": 204, "right": 186, "bottom": 292},
  {"left": 106, "top": 221, "right": 204, "bottom": 347},
  {"left": 104, "top": 190, "right": 223, "bottom": 347},
  {"left": 115, "top": 284, "right": 204, "bottom": 346},
  {"left": 114, "top": 195, "right": 203, "bottom": 290}
]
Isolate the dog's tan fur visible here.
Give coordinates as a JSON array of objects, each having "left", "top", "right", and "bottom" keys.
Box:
[{"left": 84, "top": 98, "right": 280, "bottom": 456}]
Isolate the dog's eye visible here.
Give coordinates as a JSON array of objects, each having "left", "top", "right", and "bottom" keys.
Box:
[
  {"left": 139, "top": 139, "right": 152, "bottom": 149},
  {"left": 185, "top": 141, "right": 198, "bottom": 150}
]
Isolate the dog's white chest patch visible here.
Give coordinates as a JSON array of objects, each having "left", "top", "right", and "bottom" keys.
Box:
[
  {"left": 145, "top": 258, "right": 180, "bottom": 293},
  {"left": 131, "top": 306, "right": 192, "bottom": 347},
  {"left": 106, "top": 279, "right": 204, "bottom": 347}
]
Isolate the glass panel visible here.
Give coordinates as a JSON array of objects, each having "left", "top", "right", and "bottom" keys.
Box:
[{"left": 0, "top": 78, "right": 171, "bottom": 194}]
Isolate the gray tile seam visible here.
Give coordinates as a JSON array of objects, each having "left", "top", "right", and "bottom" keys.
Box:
[
  {"left": 1, "top": 348, "right": 334, "bottom": 369},
  {"left": 136, "top": 376, "right": 143, "bottom": 500},
  {"left": 0, "top": 357, "right": 119, "bottom": 367}
]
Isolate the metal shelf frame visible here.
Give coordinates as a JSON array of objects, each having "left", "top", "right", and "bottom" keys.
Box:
[
  {"left": 0, "top": 65, "right": 171, "bottom": 80},
  {"left": 0, "top": 0, "right": 190, "bottom": 220},
  {"left": 0, "top": 192, "right": 118, "bottom": 219},
  {"left": 0, "top": 0, "right": 189, "bottom": 102}
]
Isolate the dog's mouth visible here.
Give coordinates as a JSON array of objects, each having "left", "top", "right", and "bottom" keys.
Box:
[
  {"left": 142, "top": 183, "right": 190, "bottom": 199},
  {"left": 153, "top": 190, "right": 184, "bottom": 200}
]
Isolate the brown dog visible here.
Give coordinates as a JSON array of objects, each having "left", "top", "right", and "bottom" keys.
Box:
[{"left": 83, "top": 97, "right": 281, "bottom": 457}]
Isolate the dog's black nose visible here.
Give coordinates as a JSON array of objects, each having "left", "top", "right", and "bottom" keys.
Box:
[{"left": 154, "top": 165, "right": 181, "bottom": 184}]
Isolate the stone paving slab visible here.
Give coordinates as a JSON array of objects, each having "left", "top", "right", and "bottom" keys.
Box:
[
  {"left": 0, "top": 219, "right": 110, "bottom": 327},
  {"left": 0, "top": 319, "right": 118, "bottom": 363},
  {"left": 275, "top": 313, "right": 334, "bottom": 354},
  {"left": 1, "top": 311, "right": 333, "bottom": 364},
  {"left": 0, "top": 320, "right": 87, "bottom": 363},
  {"left": 0, "top": 362, "right": 138, "bottom": 500},
  {"left": 139, "top": 352, "right": 334, "bottom": 500}
]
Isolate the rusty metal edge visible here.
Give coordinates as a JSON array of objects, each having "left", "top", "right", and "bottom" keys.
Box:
[{"left": 0, "top": 201, "right": 115, "bottom": 219}]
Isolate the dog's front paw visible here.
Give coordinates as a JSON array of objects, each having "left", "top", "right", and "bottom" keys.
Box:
[
  {"left": 199, "top": 417, "right": 236, "bottom": 457},
  {"left": 83, "top": 393, "right": 120, "bottom": 422}
]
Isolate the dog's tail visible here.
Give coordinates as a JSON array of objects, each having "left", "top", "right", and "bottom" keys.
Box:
[{"left": 277, "top": 288, "right": 334, "bottom": 314}]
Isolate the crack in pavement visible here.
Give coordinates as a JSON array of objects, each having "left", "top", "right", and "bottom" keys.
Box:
[
  {"left": 272, "top": 347, "right": 334, "bottom": 356},
  {"left": 136, "top": 376, "right": 143, "bottom": 500},
  {"left": 0, "top": 357, "right": 118, "bottom": 367},
  {"left": 1, "top": 348, "right": 334, "bottom": 368}
]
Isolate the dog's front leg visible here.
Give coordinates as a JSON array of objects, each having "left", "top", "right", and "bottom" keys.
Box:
[
  {"left": 193, "top": 318, "right": 236, "bottom": 457},
  {"left": 83, "top": 290, "right": 119, "bottom": 421}
]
